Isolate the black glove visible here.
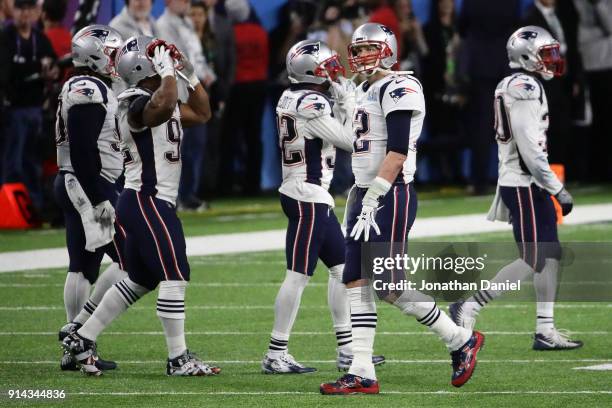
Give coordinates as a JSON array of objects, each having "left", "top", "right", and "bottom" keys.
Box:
[{"left": 555, "top": 187, "right": 573, "bottom": 216}]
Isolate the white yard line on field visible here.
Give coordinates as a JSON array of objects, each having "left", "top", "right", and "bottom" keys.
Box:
[
  {"left": 47, "top": 390, "right": 612, "bottom": 396},
  {"left": 1, "top": 203, "right": 611, "bottom": 273}
]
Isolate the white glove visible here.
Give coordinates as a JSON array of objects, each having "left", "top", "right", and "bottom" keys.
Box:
[
  {"left": 152, "top": 45, "right": 175, "bottom": 79},
  {"left": 350, "top": 177, "right": 392, "bottom": 242},
  {"left": 93, "top": 200, "right": 116, "bottom": 229},
  {"left": 175, "top": 53, "right": 200, "bottom": 89},
  {"left": 329, "top": 76, "right": 356, "bottom": 106}
]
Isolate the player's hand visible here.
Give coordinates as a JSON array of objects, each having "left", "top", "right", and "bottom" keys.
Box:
[
  {"left": 93, "top": 200, "right": 116, "bottom": 228},
  {"left": 555, "top": 187, "right": 573, "bottom": 216},
  {"left": 329, "top": 76, "right": 356, "bottom": 104},
  {"left": 350, "top": 203, "right": 381, "bottom": 242},
  {"left": 152, "top": 45, "right": 175, "bottom": 79},
  {"left": 175, "top": 53, "right": 200, "bottom": 89}
]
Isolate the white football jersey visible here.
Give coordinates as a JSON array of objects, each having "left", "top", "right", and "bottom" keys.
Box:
[
  {"left": 56, "top": 75, "right": 123, "bottom": 182},
  {"left": 276, "top": 87, "right": 353, "bottom": 207},
  {"left": 494, "top": 72, "right": 562, "bottom": 194},
  {"left": 117, "top": 88, "right": 183, "bottom": 205},
  {"left": 351, "top": 74, "right": 425, "bottom": 187}
]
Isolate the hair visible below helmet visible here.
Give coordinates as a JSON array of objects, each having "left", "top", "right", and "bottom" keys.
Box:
[
  {"left": 507, "top": 25, "right": 564, "bottom": 80},
  {"left": 348, "top": 22, "right": 397, "bottom": 74},
  {"left": 115, "top": 36, "right": 157, "bottom": 87},
  {"left": 71, "top": 25, "right": 123, "bottom": 78},
  {"left": 286, "top": 39, "right": 345, "bottom": 85}
]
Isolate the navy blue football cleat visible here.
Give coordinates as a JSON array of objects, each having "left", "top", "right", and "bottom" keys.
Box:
[
  {"left": 450, "top": 331, "right": 484, "bottom": 387},
  {"left": 58, "top": 322, "right": 117, "bottom": 371},
  {"left": 261, "top": 353, "right": 317, "bottom": 374}
]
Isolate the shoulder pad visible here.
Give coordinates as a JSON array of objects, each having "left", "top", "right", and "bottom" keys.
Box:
[
  {"left": 505, "top": 74, "right": 541, "bottom": 101},
  {"left": 117, "top": 87, "right": 152, "bottom": 102},
  {"left": 380, "top": 76, "right": 423, "bottom": 107},
  {"left": 65, "top": 77, "right": 109, "bottom": 105},
  {"left": 295, "top": 92, "right": 332, "bottom": 119}
]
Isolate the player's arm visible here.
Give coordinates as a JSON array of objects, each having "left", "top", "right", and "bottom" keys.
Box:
[
  {"left": 302, "top": 96, "right": 353, "bottom": 152},
  {"left": 179, "top": 82, "right": 212, "bottom": 127},
  {"left": 67, "top": 103, "right": 107, "bottom": 205},
  {"left": 509, "top": 100, "right": 563, "bottom": 195},
  {"left": 128, "top": 46, "right": 178, "bottom": 129}
]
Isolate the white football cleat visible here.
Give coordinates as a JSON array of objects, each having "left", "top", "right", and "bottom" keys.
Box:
[
  {"left": 533, "top": 328, "right": 583, "bottom": 350},
  {"left": 166, "top": 350, "right": 221, "bottom": 376},
  {"left": 261, "top": 353, "right": 316, "bottom": 374}
]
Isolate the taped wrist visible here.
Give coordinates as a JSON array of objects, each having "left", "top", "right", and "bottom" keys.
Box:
[{"left": 363, "top": 177, "right": 392, "bottom": 208}]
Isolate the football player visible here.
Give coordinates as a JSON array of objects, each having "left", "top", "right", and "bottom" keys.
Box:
[
  {"left": 261, "top": 39, "right": 384, "bottom": 374},
  {"left": 449, "top": 26, "right": 582, "bottom": 350},
  {"left": 54, "top": 25, "right": 128, "bottom": 372},
  {"left": 320, "top": 23, "right": 484, "bottom": 395},
  {"left": 62, "top": 36, "right": 220, "bottom": 376}
]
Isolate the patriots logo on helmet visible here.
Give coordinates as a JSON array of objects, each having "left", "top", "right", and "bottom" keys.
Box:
[
  {"left": 81, "top": 29, "right": 109, "bottom": 42},
  {"left": 73, "top": 87, "right": 95, "bottom": 97},
  {"left": 380, "top": 25, "right": 394, "bottom": 36},
  {"left": 389, "top": 87, "right": 417, "bottom": 103},
  {"left": 117, "top": 38, "right": 139, "bottom": 60},
  {"left": 518, "top": 31, "right": 538, "bottom": 40},
  {"left": 291, "top": 42, "right": 320, "bottom": 60}
]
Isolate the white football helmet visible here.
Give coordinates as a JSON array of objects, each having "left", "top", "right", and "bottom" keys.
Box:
[
  {"left": 71, "top": 25, "right": 123, "bottom": 79},
  {"left": 507, "top": 26, "right": 564, "bottom": 80},
  {"left": 348, "top": 22, "right": 398, "bottom": 74},
  {"left": 115, "top": 36, "right": 158, "bottom": 87},
  {"left": 286, "top": 39, "right": 345, "bottom": 85}
]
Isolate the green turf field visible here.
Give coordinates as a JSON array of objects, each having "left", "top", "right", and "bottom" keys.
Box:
[{"left": 1, "top": 188, "right": 611, "bottom": 407}]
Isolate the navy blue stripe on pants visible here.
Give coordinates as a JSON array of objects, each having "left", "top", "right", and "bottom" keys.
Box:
[
  {"left": 281, "top": 194, "right": 345, "bottom": 276},
  {"left": 116, "top": 189, "right": 189, "bottom": 290},
  {"left": 53, "top": 172, "right": 125, "bottom": 284},
  {"left": 500, "top": 184, "right": 560, "bottom": 272},
  {"left": 343, "top": 183, "right": 418, "bottom": 284}
]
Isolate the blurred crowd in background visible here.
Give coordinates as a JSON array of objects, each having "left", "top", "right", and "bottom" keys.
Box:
[{"left": 0, "top": 0, "right": 610, "bottom": 223}]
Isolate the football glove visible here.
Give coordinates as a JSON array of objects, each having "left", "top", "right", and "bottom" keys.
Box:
[
  {"left": 555, "top": 187, "right": 573, "bottom": 216},
  {"left": 93, "top": 200, "right": 115, "bottom": 228},
  {"left": 350, "top": 177, "right": 391, "bottom": 242},
  {"left": 151, "top": 45, "right": 175, "bottom": 79}
]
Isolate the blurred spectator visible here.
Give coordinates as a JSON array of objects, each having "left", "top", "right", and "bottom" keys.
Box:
[
  {"left": 307, "top": 1, "right": 353, "bottom": 66},
  {"left": 0, "top": 0, "right": 14, "bottom": 24},
  {"left": 522, "top": 0, "right": 582, "bottom": 172},
  {"left": 191, "top": 0, "right": 235, "bottom": 201},
  {"left": 218, "top": 0, "right": 268, "bottom": 195},
  {"left": 1, "top": 0, "right": 56, "bottom": 210},
  {"left": 458, "top": 0, "right": 520, "bottom": 194},
  {"left": 368, "top": 0, "right": 402, "bottom": 62},
  {"left": 158, "top": 0, "right": 215, "bottom": 210},
  {"left": 42, "top": 0, "right": 70, "bottom": 60},
  {"left": 421, "top": 0, "right": 464, "bottom": 183},
  {"left": 109, "top": 0, "right": 158, "bottom": 38},
  {"left": 392, "top": 0, "right": 428, "bottom": 74},
  {"left": 574, "top": 0, "right": 612, "bottom": 182}
]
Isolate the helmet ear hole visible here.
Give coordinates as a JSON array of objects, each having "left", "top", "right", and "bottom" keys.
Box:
[
  {"left": 305, "top": 70, "right": 314, "bottom": 76},
  {"left": 521, "top": 54, "right": 529, "bottom": 61}
]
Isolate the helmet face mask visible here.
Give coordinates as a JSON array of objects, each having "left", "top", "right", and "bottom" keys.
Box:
[
  {"left": 347, "top": 40, "right": 392, "bottom": 74},
  {"left": 538, "top": 43, "right": 564, "bottom": 77},
  {"left": 314, "top": 54, "right": 345, "bottom": 81}
]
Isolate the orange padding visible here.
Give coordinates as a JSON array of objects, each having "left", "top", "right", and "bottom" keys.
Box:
[{"left": 0, "top": 183, "right": 41, "bottom": 229}]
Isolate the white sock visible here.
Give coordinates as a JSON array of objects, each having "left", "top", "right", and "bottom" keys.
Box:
[
  {"left": 157, "top": 281, "right": 188, "bottom": 359},
  {"left": 267, "top": 270, "right": 309, "bottom": 358},
  {"left": 393, "top": 290, "right": 471, "bottom": 351},
  {"left": 328, "top": 264, "right": 352, "bottom": 354},
  {"left": 347, "top": 285, "right": 377, "bottom": 380},
  {"left": 464, "top": 258, "right": 534, "bottom": 316},
  {"left": 534, "top": 258, "right": 558, "bottom": 333},
  {"left": 63, "top": 271, "right": 91, "bottom": 322},
  {"left": 78, "top": 278, "right": 149, "bottom": 341},
  {"left": 73, "top": 263, "right": 128, "bottom": 325}
]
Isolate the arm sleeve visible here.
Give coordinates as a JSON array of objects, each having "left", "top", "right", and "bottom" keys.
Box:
[
  {"left": 509, "top": 100, "right": 563, "bottom": 194},
  {"left": 127, "top": 95, "right": 151, "bottom": 131},
  {"left": 67, "top": 104, "right": 107, "bottom": 205},
  {"left": 305, "top": 114, "right": 354, "bottom": 152},
  {"left": 385, "top": 110, "right": 413, "bottom": 155}
]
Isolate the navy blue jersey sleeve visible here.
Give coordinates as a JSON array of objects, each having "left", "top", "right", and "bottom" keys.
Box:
[
  {"left": 127, "top": 95, "right": 151, "bottom": 130},
  {"left": 385, "top": 110, "right": 413, "bottom": 155},
  {"left": 67, "top": 104, "right": 107, "bottom": 205}
]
